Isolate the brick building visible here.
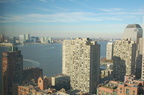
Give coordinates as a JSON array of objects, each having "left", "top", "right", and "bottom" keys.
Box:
[
  {"left": 2, "top": 46, "right": 23, "bottom": 95},
  {"left": 97, "top": 75, "right": 144, "bottom": 95},
  {"left": 23, "top": 67, "right": 43, "bottom": 83}
]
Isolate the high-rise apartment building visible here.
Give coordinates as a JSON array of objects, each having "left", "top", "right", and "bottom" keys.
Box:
[
  {"left": 62, "top": 38, "right": 100, "bottom": 94},
  {"left": 140, "top": 38, "right": 144, "bottom": 80},
  {"left": 2, "top": 46, "right": 23, "bottom": 95},
  {"left": 106, "top": 42, "right": 114, "bottom": 60},
  {"left": 113, "top": 38, "right": 136, "bottom": 81}
]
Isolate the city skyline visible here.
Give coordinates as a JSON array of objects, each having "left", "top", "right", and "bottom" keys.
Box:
[{"left": 0, "top": 0, "right": 144, "bottom": 38}]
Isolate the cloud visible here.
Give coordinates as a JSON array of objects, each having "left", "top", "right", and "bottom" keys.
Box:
[
  {"left": 0, "top": 0, "right": 18, "bottom": 3},
  {"left": 39, "top": 0, "right": 47, "bottom": 2},
  {"left": 1, "top": 8, "right": 144, "bottom": 23},
  {"left": 39, "top": 0, "right": 55, "bottom": 2},
  {"left": 0, "top": 12, "right": 125, "bottom": 23},
  {"left": 33, "top": 7, "right": 55, "bottom": 11},
  {"left": 97, "top": 8, "right": 123, "bottom": 12},
  {"left": 49, "top": 5, "right": 69, "bottom": 11}
]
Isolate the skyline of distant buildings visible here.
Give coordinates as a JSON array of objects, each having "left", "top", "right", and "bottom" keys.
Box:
[{"left": 1, "top": 23, "right": 144, "bottom": 94}]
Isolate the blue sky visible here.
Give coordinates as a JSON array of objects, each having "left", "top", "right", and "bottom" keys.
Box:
[{"left": 0, "top": 0, "right": 144, "bottom": 38}]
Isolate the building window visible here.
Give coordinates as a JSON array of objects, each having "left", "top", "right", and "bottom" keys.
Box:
[
  {"left": 120, "top": 88, "right": 122, "bottom": 93},
  {"left": 106, "top": 92, "right": 109, "bottom": 95},
  {"left": 133, "top": 90, "right": 135, "bottom": 95},
  {"left": 126, "top": 89, "right": 129, "bottom": 95}
]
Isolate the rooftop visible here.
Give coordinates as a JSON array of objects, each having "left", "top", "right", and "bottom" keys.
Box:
[{"left": 126, "top": 24, "right": 142, "bottom": 28}]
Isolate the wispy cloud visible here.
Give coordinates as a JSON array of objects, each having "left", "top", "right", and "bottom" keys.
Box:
[
  {"left": 49, "top": 5, "right": 69, "bottom": 11},
  {"left": 0, "top": 0, "right": 19, "bottom": 3},
  {"left": 33, "top": 5, "right": 69, "bottom": 12},
  {"left": 39, "top": 0, "right": 47, "bottom": 2},
  {"left": 39, "top": 0, "right": 55, "bottom": 2},
  {"left": 0, "top": 12, "right": 125, "bottom": 23},
  {"left": 97, "top": 8, "right": 123, "bottom": 12},
  {"left": 33, "top": 7, "right": 55, "bottom": 11},
  {"left": 1, "top": 8, "right": 144, "bottom": 23}
]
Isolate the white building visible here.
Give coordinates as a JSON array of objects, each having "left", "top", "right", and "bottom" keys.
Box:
[
  {"left": 19, "top": 34, "right": 26, "bottom": 43},
  {"left": 122, "top": 24, "right": 143, "bottom": 44},
  {"left": 40, "top": 37, "right": 52, "bottom": 44},
  {"left": 106, "top": 42, "right": 114, "bottom": 60},
  {"left": 25, "top": 33, "right": 30, "bottom": 42},
  {"left": 62, "top": 38, "right": 100, "bottom": 94},
  {"left": 19, "top": 33, "right": 30, "bottom": 43}
]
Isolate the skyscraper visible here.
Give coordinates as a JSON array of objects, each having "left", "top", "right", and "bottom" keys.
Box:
[
  {"left": 106, "top": 42, "right": 114, "bottom": 60},
  {"left": 122, "top": 24, "right": 143, "bottom": 44},
  {"left": 113, "top": 38, "right": 136, "bottom": 81},
  {"left": 62, "top": 38, "right": 100, "bottom": 94},
  {"left": 2, "top": 46, "right": 23, "bottom": 95}
]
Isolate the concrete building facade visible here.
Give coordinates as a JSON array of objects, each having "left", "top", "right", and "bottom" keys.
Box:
[
  {"left": 113, "top": 39, "right": 136, "bottom": 81},
  {"left": 141, "top": 38, "right": 144, "bottom": 80},
  {"left": 62, "top": 38, "right": 100, "bottom": 94},
  {"left": 2, "top": 46, "right": 23, "bottom": 95},
  {"left": 106, "top": 42, "right": 114, "bottom": 60}
]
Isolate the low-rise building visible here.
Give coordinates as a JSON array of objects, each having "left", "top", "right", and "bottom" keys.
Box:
[
  {"left": 51, "top": 74, "right": 70, "bottom": 90},
  {"left": 97, "top": 75, "right": 144, "bottom": 95},
  {"left": 23, "top": 67, "right": 43, "bottom": 83},
  {"left": 18, "top": 85, "right": 57, "bottom": 95},
  {"left": 38, "top": 76, "right": 51, "bottom": 90}
]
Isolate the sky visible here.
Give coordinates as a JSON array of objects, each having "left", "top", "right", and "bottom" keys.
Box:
[{"left": 0, "top": 0, "right": 144, "bottom": 38}]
